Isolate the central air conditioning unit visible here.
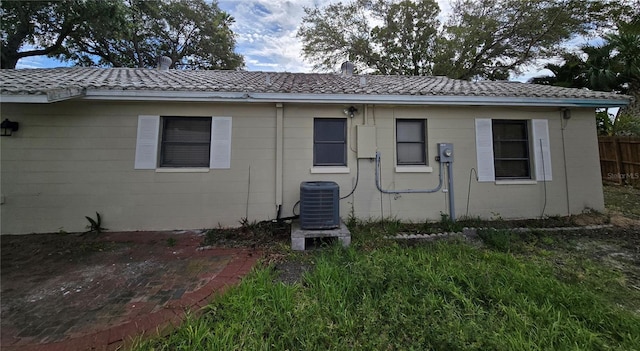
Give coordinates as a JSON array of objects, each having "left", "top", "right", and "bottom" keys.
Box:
[{"left": 299, "top": 181, "right": 340, "bottom": 230}]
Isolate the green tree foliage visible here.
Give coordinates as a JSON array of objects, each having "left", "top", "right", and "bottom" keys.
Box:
[
  {"left": 0, "top": 0, "right": 120, "bottom": 69},
  {"left": 529, "top": 53, "right": 587, "bottom": 88},
  {"left": 297, "top": 0, "right": 614, "bottom": 80},
  {"left": 0, "top": 0, "right": 244, "bottom": 70},
  {"left": 532, "top": 14, "right": 640, "bottom": 135},
  {"left": 434, "top": 0, "right": 612, "bottom": 80},
  {"left": 297, "top": 0, "right": 440, "bottom": 75}
]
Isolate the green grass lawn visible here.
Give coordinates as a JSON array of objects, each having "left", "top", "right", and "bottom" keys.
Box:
[
  {"left": 604, "top": 183, "right": 640, "bottom": 219},
  {"left": 130, "top": 224, "right": 640, "bottom": 350}
]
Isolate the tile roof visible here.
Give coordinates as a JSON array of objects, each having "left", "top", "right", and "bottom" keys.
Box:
[{"left": 0, "top": 67, "right": 629, "bottom": 103}]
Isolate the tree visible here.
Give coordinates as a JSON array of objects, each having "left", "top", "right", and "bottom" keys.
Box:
[
  {"left": 298, "top": 0, "right": 616, "bottom": 79},
  {"left": 0, "top": 0, "right": 120, "bottom": 69},
  {"left": 529, "top": 53, "right": 587, "bottom": 88},
  {"left": 1, "top": 0, "right": 244, "bottom": 70},
  {"left": 297, "top": 0, "right": 440, "bottom": 75},
  {"left": 531, "top": 14, "right": 640, "bottom": 135},
  {"left": 433, "top": 0, "right": 611, "bottom": 80},
  {"left": 369, "top": 0, "right": 440, "bottom": 75}
]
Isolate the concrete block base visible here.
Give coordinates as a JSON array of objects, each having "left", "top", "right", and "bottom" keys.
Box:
[{"left": 291, "top": 221, "right": 351, "bottom": 251}]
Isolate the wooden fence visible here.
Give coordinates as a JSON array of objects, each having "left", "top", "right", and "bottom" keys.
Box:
[{"left": 598, "top": 136, "right": 640, "bottom": 187}]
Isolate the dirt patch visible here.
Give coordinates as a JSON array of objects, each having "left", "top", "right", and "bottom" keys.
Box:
[
  {"left": 1, "top": 231, "right": 239, "bottom": 346},
  {"left": 609, "top": 212, "right": 640, "bottom": 228}
]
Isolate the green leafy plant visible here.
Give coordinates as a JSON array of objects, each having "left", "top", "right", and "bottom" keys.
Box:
[
  {"left": 167, "top": 237, "right": 177, "bottom": 247},
  {"left": 84, "top": 212, "right": 106, "bottom": 234}
]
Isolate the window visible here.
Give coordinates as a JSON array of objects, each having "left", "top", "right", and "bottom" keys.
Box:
[
  {"left": 134, "top": 115, "right": 232, "bottom": 170},
  {"left": 492, "top": 120, "right": 530, "bottom": 179},
  {"left": 475, "top": 118, "right": 551, "bottom": 182},
  {"left": 160, "top": 117, "right": 212, "bottom": 167},
  {"left": 396, "top": 119, "right": 426, "bottom": 165},
  {"left": 314, "top": 118, "right": 347, "bottom": 166}
]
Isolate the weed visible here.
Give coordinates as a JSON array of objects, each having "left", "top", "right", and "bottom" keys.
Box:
[
  {"left": 239, "top": 217, "right": 259, "bottom": 232},
  {"left": 478, "top": 228, "right": 516, "bottom": 252},
  {"left": 346, "top": 201, "right": 358, "bottom": 228},
  {"left": 439, "top": 212, "right": 464, "bottom": 232},
  {"left": 83, "top": 212, "right": 106, "bottom": 234},
  {"left": 167, "top": 237, "right": 177, "bottom": 247},
  {"left": 131, "top": 239, "right": 640, "bottom": 351}
]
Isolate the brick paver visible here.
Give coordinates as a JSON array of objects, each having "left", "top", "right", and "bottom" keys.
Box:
[{"left": 1, "top": 231, "right": 261, "bottom": 351}]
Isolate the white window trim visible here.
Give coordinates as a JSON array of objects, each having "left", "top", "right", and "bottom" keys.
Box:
[
  {"left": 313, "top": 117, "right": 348, "bottom": 167},
  {"left": 395, "top": 118, "right": 429, "bottom": 167},
  {"left": 495, "top": 180, "right": 538, "bottom": 185},
  {"left": 155, "top": 168, "right": 210, "bottom": 173},
  {"left": 310, "top": 166, "right": 351, "bottom": 174},
  {"left": 395, "top": 166, "right": 433, "bottom": 173}
]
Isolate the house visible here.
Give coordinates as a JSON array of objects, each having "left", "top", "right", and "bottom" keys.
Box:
[{"left": 0, "top": 67, "right": 629, "bottom": 234}]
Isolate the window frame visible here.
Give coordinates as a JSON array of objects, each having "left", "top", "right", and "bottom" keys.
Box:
[
  {"left": 492, "top": 119, "right": 531, "bottom": 180},
  {"left": 313, "top": 118, "right": 347, "bottom": 167},
  {"left": 396, "top": 119, "right": 427, "bottom": 166},
  {"left": 159, "top": 116, "right": 212, "bottom": 168}
]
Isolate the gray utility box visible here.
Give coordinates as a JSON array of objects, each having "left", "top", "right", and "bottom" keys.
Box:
[
  {"left": 299, "top": 181, "right": 340, "bottom": 229},
  {"left": 438, "top": 143, "right": 454, "bottom": 163}
]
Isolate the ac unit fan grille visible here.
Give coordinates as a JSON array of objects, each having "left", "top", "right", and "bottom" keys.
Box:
[{"left": 300, "top": 181, "right": 340, "bottom": 229}]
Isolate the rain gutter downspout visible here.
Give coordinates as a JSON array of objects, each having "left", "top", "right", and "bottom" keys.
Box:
[
  {"left": 560, "top": 110, "right": 571, "bottom": 216},
  {"left": 275, "top": 103, "right": 284, "bottom": 217}
]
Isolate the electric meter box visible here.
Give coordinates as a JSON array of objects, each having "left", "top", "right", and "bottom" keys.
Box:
[
  {"left": 356, "top": 125, "right": 376, "bottom": 158},
  {"left": 438, "top": 143, "right": 454, "bottom": 162}
]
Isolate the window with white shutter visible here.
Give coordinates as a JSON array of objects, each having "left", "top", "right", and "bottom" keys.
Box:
[
  {"left": 134, "top": 115, "right": 232, "bottom": 170},
  {"left": 475, "top": 118, "right": 551, "bottom": 182}
]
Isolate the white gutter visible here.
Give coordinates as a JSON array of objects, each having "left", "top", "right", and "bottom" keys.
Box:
[
  {"left": 0, "top": 88, "right": 85, "bottom": 104},
  {"left": 81, "top": 89, "right": 630, "bottom": 108},
  {"left": 0, "top": 94, "right": 51, "bottom": 103},
  {"left": 2, "top": 88, "right": 629, "bottom": 107}
]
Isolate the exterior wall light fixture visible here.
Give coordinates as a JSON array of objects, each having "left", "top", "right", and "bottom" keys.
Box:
[
  {"left": 1, "top": 119, "right": 19, "bottom": 136},
  {"left": 343, "top": 106, "right": 358, "bottom": 118}
]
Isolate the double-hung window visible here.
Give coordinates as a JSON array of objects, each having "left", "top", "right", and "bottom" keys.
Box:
[
  {"left": 475, "top": 118, "right": 551, "bottom": 182},
  {"left": 314, "top": 118, "right": 347, "bottom": 166},
  {"left": 492, "top": 120, "right": 530, "bottom": 179},
  {"left": 396, "top": 119, "right": 427, "bottom": 165},
  {"left": 160, "top": 117, "right": 212, "bottom": 167},
  {"left": 134, "top": 115, "right": 232, "bottom": 170}
]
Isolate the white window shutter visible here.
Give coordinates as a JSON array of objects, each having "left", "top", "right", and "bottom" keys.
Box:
[
  {"left": 134, "top": 115, "right": 160, "bottom": 169},
  {"left": 532, "top": 119, "right": 552, "bottom": 181},
  {"left": 475, "top": 119, "right": 495, "bottom": 182},
  {"left": 210, "top": 116, "right": 232, "bottom": 169}
]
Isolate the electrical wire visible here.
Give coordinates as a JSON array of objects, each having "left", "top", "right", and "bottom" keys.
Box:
[
  {"left": 292, "top": 200, "right": 300, "bottom": 216},
  {"left": 340, "top": 158, "right": 360, "bottom": 200}
]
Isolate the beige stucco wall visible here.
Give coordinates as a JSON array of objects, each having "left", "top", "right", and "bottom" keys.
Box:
[
  {"left": 281, "top": 104, "right": 603, "bottom": 222},
  {"left": 0, "top": 100, "right": 604, "bottom": 234},
  {"left": 1, "top": 101, "right": 278, "bottom": 234}
]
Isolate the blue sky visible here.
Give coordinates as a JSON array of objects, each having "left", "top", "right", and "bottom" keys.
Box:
[{"left": 15, "top": 0, "right": 596, "bottom": 82}]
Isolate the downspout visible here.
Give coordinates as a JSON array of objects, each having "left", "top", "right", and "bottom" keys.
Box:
[
  {"left": 276, "top": 103, "right": 284, "bottom": 218},
  {"left": 560, "top": 109, "right": 571, "bottom": 216}
]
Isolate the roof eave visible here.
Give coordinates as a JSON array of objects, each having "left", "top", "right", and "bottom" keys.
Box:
[
  {"left": 0, "top": 87, "right": 85, "bottom": 104},
  {"left": 0, "top": 94, "right": 51, "bottom": 103},
  {"left": 82, "top": 89, "right": 630, "bottom": 107}
]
